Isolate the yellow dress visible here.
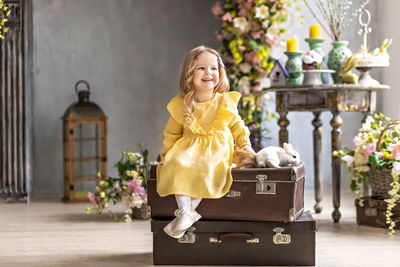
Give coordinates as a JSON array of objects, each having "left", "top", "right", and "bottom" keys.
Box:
[{"left": 157, "top": 91, "right": 251, "bottom": 199}]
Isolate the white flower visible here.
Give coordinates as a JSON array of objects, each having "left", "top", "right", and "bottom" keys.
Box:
[
  {"left": 392, "top": 162, "right": 400, "bottom": 176},
  {"left": 233, "top": 17, "right": 249, "bottom": 33},
  {"left": 132, "top": 195, "right": 144, "bottom": 208},
  {"left": 303, "top": 54, "right": 314, "bottom": 64},
  {"left": 302, "top": 50, "right": 323, "bottom": 64},
  {"left": 262, "top": 19, "right": 270, "bottom": 29},
  {"left": 342, "top": 155, "right": 354, "bottom": 168},
  {"left": 266, "top": 24, "right": 280, "bottom": 36},
  {"left": 255, "top": 5, "right": 269, "bottom": 19},
  {"left": 361, "top": 116, "right": 374, "bottom": 131},
  {"left": 239, "top": 63, "right": 251, "bottom": 74},
  {"left": 238, "top": 76, "right": 250, "bottom": 95}
]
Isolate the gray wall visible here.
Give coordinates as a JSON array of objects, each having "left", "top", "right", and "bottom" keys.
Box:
[
  {"left": 32, "top": 0, "right": 220, "bottom": 196},
  {"left": 32, "top": 0, "right": 383, "bottom": 197}
]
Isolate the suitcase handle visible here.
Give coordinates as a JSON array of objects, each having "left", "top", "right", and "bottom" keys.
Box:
[{"left": 209, "top": 232, "right": 259, "bottom": 244}]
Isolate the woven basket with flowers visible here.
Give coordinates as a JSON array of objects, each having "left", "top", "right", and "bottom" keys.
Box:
[{"left": 334, "top": 114, "right": 400, "bottom": 234}]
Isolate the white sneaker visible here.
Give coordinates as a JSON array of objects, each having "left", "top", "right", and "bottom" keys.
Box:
[{"left": 163, "top": 208, "right": 201, "bottom": 239}]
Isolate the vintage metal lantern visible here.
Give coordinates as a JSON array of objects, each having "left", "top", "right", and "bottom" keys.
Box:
[{"left": 62, "top": 80, "right": 107, "bottom": 202}]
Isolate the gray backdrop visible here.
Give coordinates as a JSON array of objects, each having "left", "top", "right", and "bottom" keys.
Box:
[{"left": 32, "top": 0, "right": 382, "bottom": 197}]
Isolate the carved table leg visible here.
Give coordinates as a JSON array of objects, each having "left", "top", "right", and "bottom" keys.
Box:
[
  {"left": 312, "top": 112, "right": 323, "bottom": 213},
  {"left": 330, "top": 111, "right": 343, "bottom": 223},
  {"left": 278, "top": 111, "right": 289, "bottom": 147}
]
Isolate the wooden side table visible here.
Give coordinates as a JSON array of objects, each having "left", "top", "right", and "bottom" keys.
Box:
[{"left": 268, "top": 84, "right": 390, "bottom": 222}]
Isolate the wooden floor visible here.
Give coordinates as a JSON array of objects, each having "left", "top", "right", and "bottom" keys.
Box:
[{"left": 1, "top": 191, "right": 399, "bottom": 267}]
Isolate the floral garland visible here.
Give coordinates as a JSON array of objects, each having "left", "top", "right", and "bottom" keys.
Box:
[
  {"left": 387, "top": 168, "right": 400, "bottom": 234},
  {"left": 334, "top": 113, "right": 400, "bottom": 234},
  {"left": 212, "top": 0, "right": 301, "bottom": 132}
]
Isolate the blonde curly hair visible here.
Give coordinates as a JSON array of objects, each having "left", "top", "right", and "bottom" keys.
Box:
[{"left": 178, "top": 46, "right": 230, "bottom": 120}]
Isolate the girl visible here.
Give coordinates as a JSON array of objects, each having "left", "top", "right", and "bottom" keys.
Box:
[{"left": 157, "top": 46, "right": 253, "bottom": 239}]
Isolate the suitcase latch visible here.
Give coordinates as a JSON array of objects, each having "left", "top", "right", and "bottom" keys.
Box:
[
  {"left": 256, "top": 175, "right": 275, "bottom": 194},
  {"left": 225, "top": 190, "right": 241, "bottom": 198},
  {"left": 273, "top": 227, "right": 291, "bottom": 245},
  {"left": 365, "top": 207, "right": 377, "bottom": 217},
  {"left": 177, "top": 227, "right": 196, "bottom": 244}
]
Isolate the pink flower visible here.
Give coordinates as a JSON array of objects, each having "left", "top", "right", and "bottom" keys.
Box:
[
  {"left": 87, "top": 192, "right": 97, "bottom": 207},
  {"left": 215, "top": 32, "right": 223, "bottom": 42},
  {"left": 114, "top": 182, "right": 122, "bottom": 192},
  {"left": 222, "top": 13, "right": 232, "bottom": 22},
  {"left": 389, "top": 143, "right": 400, "bottom": 160},
  {"left": 257, "top": 68, "right": 266, "bottom": 76},
  {"left": 238, "top": 45, "right": 246, "bottom": 53},
  {"left": 363, "top": 142, "right": 376, "bottom": 160},
  {"left": 266, "top": 34, "right": 279, "bottom": 46},
  {"left": 252, "top": 31, "right": 262, "bottom": 39},
  {"left": 211, "top": 2, "right": 223, "bottom": 17},
  {"left": 238, "top": 7, "right": 249, "bottom": 18},
  {"left": 224, "top": 55, "right": 235, "bottom": 64},
  {"left": 252, "top": 23, "right": 261, "bottom": 32},
  {"left": 244, "top": 52, "right": 259, "bottom": 64},
  {"left": 252, "top": 86, "right": 262, "bottom": 93},
  {"left": 126, "top": 178, "right": 146, "bottom": 196}
]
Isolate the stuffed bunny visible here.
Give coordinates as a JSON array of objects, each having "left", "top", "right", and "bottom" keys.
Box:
[{"left": 256, "top": 143, "right": 300, "bottom": 168}]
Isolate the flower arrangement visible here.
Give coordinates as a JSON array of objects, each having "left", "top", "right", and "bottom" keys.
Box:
[
  {"left": 304, "top": 0, "right": 371, "bottom": 41},
  {"left": 0, "top": 0, "right": 10, "bottom": 39},
  {"left": 334, "top": 113, "right": 400, "bottom": 234},
  {"left": 302, "top": 50, "right": 323, "bottom": 70},
  {"left": 86, "top": 142, "right": 150, "bottom": 222},
  {"left": 212, "top": 0, "right": 301, "bottom": 132}
]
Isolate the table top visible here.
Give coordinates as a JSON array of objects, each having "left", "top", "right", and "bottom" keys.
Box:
[{"left": 267, "top": 84, "right": 390, "bottom": 92}]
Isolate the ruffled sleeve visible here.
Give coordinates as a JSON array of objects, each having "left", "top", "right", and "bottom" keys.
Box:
[
  {"left": 160, "top": 116, "right": 183, "bottom": 161},
  {"left": 226, "top": 92, "right": 251, "bottom": 148},
  {"left": 160, "top": 96, "right": 184, "bottom": 161},
  {"left": 166, "top": 95, "right": 184, "bottom": 124}
]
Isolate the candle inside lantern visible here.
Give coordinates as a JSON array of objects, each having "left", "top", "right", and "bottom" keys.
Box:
[
  {"left": 309, "top": 24, "right": 322, "bottom": 38},
  {"left": 286, "top": 38, "right": 299, "bottom": 52}
]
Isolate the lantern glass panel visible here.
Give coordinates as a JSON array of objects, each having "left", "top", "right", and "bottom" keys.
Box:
[{"left": 72, "top": 122, "right": 105, "bottom": 199}]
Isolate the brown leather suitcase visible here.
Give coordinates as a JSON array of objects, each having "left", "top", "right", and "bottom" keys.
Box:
[
  {"left": 355, "top": 197, "right": 400, "bottom": 229},
  {"left": 152, "top": 211, "right": 316, "bottom": 266},
  {"left": 148, "top": 163, "right": 305, "bottom": 222}
]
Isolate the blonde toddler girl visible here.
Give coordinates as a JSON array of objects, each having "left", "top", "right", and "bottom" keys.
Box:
[{"left": 157, "top": 46, "right": 253, "bottom": 239}]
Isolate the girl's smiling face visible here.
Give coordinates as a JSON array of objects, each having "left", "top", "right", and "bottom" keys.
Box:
[{"left": 192, "top": 52, "right": 220, "bottom": 94}]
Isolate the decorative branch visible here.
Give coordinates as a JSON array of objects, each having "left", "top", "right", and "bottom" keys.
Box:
[{"left": 305, "top": 0, "right": 372, "bottom": 41}]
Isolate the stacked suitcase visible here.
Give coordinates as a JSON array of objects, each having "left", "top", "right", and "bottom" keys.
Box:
[
  {"left": 355, "top": 197, "right": 400, "bottom": 230},
  {"left": 148, "top": 163, "right": 317, "bottom": 266}
]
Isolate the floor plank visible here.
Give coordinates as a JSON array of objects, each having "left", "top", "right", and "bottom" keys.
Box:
[{"left": 0, "top": 191, "right": 399, "bottom": 266}]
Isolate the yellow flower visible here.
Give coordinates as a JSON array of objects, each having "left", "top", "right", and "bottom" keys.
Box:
[
  {"left": 383, "top": 151, "right": 392, "bottom": 160},
  {"left": 125, "top": 170, "right": 138, "bottom": 178}
]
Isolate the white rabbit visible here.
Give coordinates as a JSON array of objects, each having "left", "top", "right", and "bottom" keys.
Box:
[{"left": 256, "top": 143, "right": 300, "bottom": 168}]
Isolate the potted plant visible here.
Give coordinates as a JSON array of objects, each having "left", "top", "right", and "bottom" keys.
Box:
[
  {"left": 334, "top": 113, "right": 400, "bottom": 234},
  {"left": 86, "top": 142, "right": 151, "bottom": 222}
]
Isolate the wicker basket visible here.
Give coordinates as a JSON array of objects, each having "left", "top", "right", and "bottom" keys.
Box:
[
  {"left": 131, "top": 204, "right": 151, "bottom": 220},
  {"left": 369, "top": 120, "right": 400, "bottom": 199}
]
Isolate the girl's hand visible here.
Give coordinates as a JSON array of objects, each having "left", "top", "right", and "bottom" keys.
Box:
[{"left": 242, "top": 145, "right": 255, "bottom": 154}]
